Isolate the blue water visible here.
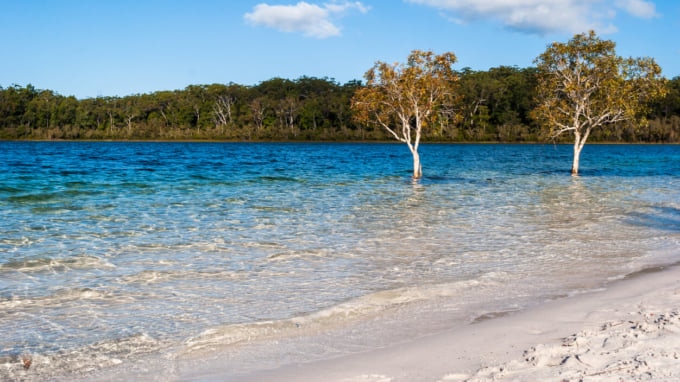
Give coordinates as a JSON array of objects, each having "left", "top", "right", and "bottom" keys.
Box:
[{"left": 0, "top": 142, "right": 679, "bottom": 380}]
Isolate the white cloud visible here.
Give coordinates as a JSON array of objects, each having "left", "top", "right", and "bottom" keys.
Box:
[
  {"left": 244, "top": 1, "right": 369, "bottom": 38},
  {"left": 405, "top": 0, "right": 659, "bottom": 35},
  {"left": 616, "top": 0, "right": 658, "bottom": 18},
  {"left": 325, "top": 1, "right": 370, "bottom": 14}
]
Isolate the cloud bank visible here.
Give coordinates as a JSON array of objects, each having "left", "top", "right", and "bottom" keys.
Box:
[
  {"left": 244, "top": 1, "right": 369, "bottom": 38},
  {"left": 405, "top": 0, "right": 658, "bottom": 35}
]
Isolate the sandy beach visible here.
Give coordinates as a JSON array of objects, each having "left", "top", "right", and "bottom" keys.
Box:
[{"left": 221, "top": 265, "right": 680, "bottom": 382}]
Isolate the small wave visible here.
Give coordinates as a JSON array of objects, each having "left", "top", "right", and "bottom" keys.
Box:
[
  {"left": 0, "top": 287, "right": 124, "bottom": 311},
  {"left": 223, "top": 197, "right": 246, "bottom": 204},
  {"left": 7, "top": 192, "right": 63, "bottom": 204},
  {"left": 257, "top": 176, "right": 302, "bottom": 183},
  {"left": 58, "top": 170, "right": 93, "bottom": 177},
  {"left": 182, "top": 276, "right": 498, "bottom": 353},
  {"left": 119, "top": 182, "right": 153, "bottom": 189},
  {"left": 31, "top": 205, "right": 85, "bottom": 214},
  {"left": 0, "top": 333, "right": 164, "bottom": 382},
  {"left": 251, "top": 205, "right": 298, "bottom": 213},
  {"left": 0, "top": 186, "right": 23, "bottom": 194},
  {"left": 265, "top": 249, "right": 329, "bottom": 262},
  {"left": 0, "top": 254, "right": 115, "bottom": 274},
  {"left": 63, "top": 189, "right": 106, "bottom": 198},
  {"left": 242, "top": 241, "right": 286, "bottom": 249},
  {"left": 116, "top": 270, "right": 177, "bottom": 285},
  {"left": 117, "top": 269, "right": 245, "bottom": 285}
]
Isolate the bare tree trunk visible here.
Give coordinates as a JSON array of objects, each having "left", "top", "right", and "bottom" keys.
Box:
[
  {"left": 412, "top": 150, "right": 422, "bottom": 179},
  {"left": 250, "top": 99, "right": 265, "bottom": 133},
  {"left": 193, "top": 105, "right": 201, "bottom": 133},
  {"left": 283, "top": 97, "right": 297, "bottom": 136},
  {"left": 108, "top": 111, "right": 114, "bottom": 136},
  {"left": 213, "top": 95, "right": 234, "bottom": 135},
  {"left": 159, "top": 108, "right": 169, "bottom": 126},
  {"left": 125, "top": 114, "right": 135, "bottom": 135},
  {"left": 572, "top": 132, "right": 584, "bottom": 175},
  {"left": 571, "top": 126, "right": 592, "bottom": 175},
  {"left": 572, "top": 143, "right": 581, "bottom": 175},
  {"left": 406, "top": 137, "right": 423, "bottom": 179}
]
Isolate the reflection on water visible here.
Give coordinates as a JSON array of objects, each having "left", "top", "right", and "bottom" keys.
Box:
[{"left": 0, "top": 142, "right": 679, "bottom": 380}]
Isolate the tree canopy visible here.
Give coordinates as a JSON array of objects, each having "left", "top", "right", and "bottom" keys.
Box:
[
  {"left": 532, "top": 31, "right": 668, "bottom": 174},
  {"left": 1, "top": 56, "right": 679, "bottom": 143},
  {"left": 351, "top": 50, "right": 459, "bottom": 178}
]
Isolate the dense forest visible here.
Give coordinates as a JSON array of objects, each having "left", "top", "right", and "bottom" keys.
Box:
[{"left": 1, "top": 66, "right": 679, "bottom": 142}]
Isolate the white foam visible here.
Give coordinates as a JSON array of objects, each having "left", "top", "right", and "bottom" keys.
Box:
[
  {"left": 183, "top": 277, "right": 493, "bottom": 354},
  {"left": 0, "top": 333, "right": 163, "bottom": 382}
]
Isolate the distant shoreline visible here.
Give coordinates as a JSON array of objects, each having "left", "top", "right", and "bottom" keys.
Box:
[{"left": 2, "top": 139, "right": 679, "bottom": 145}]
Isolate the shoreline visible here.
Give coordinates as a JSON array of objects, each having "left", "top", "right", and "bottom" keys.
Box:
[
  {"left": 216, "top": 264, "right": 680, "bottom": 382},
  {"left": 4, "top": 139, "right": 680, "bottom": 145}
]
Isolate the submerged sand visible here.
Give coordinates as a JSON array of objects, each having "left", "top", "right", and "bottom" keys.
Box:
[
  {"left": 51, "top": 264, "right": 680, "bottom": 381},
  {"left": 229, "top": 265, "right": 680, "bottom": 382}
]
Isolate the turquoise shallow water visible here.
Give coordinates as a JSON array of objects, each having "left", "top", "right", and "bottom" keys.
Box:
[{"left": 0, "top": 142, "right": 679, "bottom": 379}]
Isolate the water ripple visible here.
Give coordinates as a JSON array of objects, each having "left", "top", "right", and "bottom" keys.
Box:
[{"left": 0, "top": 142, "right": 679, "bottom": 380}]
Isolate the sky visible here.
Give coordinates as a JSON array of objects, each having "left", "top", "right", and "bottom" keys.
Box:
[{"left": 1, "top": 0, "right": 677, "bottom": 99}]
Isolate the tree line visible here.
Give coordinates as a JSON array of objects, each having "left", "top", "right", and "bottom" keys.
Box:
[{"left": 1, "top": 68, "right": 679, "bottom": 142}]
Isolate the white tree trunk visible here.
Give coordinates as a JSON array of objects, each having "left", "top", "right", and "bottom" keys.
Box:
[
  {"left": 572, "top": 133, "right": 583, "bottom": 176},
  {"left": 411, "top": 149, "right": 422, "bottom": 179},
  {"left": 572, "top": 148, "right": 581, "bottom": 175}
]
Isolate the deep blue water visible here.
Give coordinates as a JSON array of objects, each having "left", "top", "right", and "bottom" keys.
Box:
[{"left": 0, "top": 142, "right": 679, "bottom": 380}]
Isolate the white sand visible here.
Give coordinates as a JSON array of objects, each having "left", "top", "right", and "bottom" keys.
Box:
[{"left": 230, "top": 265, "right": 680, "bottom": 382}]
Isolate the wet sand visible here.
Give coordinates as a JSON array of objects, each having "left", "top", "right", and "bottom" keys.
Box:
[{"left": 225, "top": 265, "right": 680, "bottom": 382}]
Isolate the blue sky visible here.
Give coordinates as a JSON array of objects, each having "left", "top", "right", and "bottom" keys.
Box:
[{"left": 1, "top": 0, "right": 677, "bottom": 99}]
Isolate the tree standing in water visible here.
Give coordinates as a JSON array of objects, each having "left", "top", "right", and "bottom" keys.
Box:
[
  {"left": 351, "top": 50, "right": 459, "bottom": 179},
  {"left": 533, "top": 31, "right": 667, "bottom": 175}
]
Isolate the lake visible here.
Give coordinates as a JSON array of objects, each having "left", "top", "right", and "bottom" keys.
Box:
[{"left": 1, "top": 142, "right": 679, "bottom": 380}]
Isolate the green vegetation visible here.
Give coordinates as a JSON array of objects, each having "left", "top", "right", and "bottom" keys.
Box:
[{"left": 1, "top": 52, "right": 679, "bottom": 143}]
